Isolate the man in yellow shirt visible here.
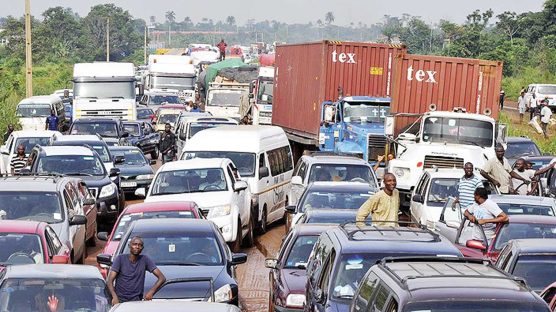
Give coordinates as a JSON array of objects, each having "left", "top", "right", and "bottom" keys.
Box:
[{"left": 356, "top": 173, "right": 399, "bottom": 226}]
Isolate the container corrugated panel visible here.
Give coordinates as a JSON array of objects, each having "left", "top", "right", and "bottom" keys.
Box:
[
  {"left": 273, "top": 41, "right": 407, "bottom": 139},
  {"left": 391, "top": 54, "right": 503, "bottom": 133}
]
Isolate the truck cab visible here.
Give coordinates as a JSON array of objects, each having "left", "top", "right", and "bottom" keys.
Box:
[
  {"left": 318, "top": 96, "right": 390, "bottom": 165},
  {"left": 249, "top": 67, "right": 274, "bottom": 125},
  {"left": 206, "top": 82, "right": 249, "bottom": 120}
]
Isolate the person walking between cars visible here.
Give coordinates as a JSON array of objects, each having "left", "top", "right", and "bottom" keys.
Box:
[
  {"left": 540, "top": 99, "right": 553, "bottom": 138},
  {"left": 518, "top": 90, "right": 527, "bottom": 123},
  {"left": 456, "top": 162, "right": 483, "bottom": 209},
  {"left": 159, "top": 123, "right": 176, "bottom": 164},
  {"left": 356, "top": 173, "right": 399, "bottom": 227},
  {"left": 10, "top": 144, "right": 28, "bottom": 176},
  {"left": 480, "top": 144, "right": 530, "bottom": 194},
  {"left": 3, "top": 124, "right": 14, "bottom": 143},
  {"left": 45, "top": 109, "right": 59, "bottom": 131},
  {"left": 463, "top": 187, "right": 508, "bottom": 242},
  {"left": 217, "top": 39, "right": 227, "bottom": 61},
  {"left": 107, "top": 236, "right": 166, "bottom": 304},
  {"left": 512, "top": 158, "right": 555, "bottom": 195}
]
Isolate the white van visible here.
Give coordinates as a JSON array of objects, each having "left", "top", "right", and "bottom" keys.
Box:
[
  {"left": 16, "top": 95, "right": 66, "bottom": 131},
  {"left": 180, "top": 125, "right": 293, "bottom": 233},
  {"left": 176, "top": 117, "right": 238, "bottom": 156}
]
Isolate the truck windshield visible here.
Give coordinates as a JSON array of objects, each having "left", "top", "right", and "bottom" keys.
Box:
[
  {"left": 152, "top": 76, "right": 195, "bottom": 90},
  {"left": 16, "top": 104, "right": 51, "bottom": 117},
  {"left": 150, "top": 95, "right": 181, "bottom": 105},
  {"left": 422, "top": 117, "right": 494, "bottom": 147},
  {"left": 74, "top": 81, "right": 135, "bottom": 99},
  {"left": 343, "top": 102, "right": 390, "bottom": 123},
  {"left": 257, "top": 81, "right": 274, "bottom": 103},
  {"left": 208, "top": 91, "right": 244, "bottom": 107}
]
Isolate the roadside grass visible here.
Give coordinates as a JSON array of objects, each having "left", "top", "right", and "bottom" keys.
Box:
[{"left": 499, "top": 111, "right": 556, "bottom": 154}]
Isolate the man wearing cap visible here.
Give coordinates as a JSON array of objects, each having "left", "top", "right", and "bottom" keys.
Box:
[
  {"left": 499, "top": 90, "right": 505, "bottom": 109},
  {"left": 540, "top": 99, "right": 553, "bottom": 138}
]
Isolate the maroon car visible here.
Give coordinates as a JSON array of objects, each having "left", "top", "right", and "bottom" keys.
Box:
[
  {"left": 265, "top": 224, "right": 335, "bottom": 312},
  {"left": 454, "top": 215, "right": 556, "bottom": 262},
  {"left": 0, "top": 220, "right": 70, "bottom": 265},
  {"left": 541, "top": 281, "right": 556, "bottom": 311}
]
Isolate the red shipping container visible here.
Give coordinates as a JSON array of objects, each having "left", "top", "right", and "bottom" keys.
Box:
[
  {"left": 273, "top": 41, "right": 407, "bottom": 141},
  {"left": 390, "top": 54, "right": 503, "bottom": 134}
]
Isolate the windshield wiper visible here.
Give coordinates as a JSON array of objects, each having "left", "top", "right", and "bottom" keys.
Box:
[
  {"left": 157, "top": 261, "right": 201, "bottom": 266},
  {"left": 109, "top": 96, "right": 124, "bottom": 99},
  {"left": 154, "top": 191, "right": 187, "bottom": 196},
  {"left": 459, "top": 139, "right": 485, "bottom": 149},
  {"left": 65, "top": 172, "right": 94, "bottom": 176}
]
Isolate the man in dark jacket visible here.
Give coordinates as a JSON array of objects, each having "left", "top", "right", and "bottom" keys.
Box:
[{"left": 159, "top": 123, "right": 176, "bottom": 164}]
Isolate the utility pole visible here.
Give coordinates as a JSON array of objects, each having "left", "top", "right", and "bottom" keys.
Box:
[
  {"left": 106, "top": 18, "right": 110, "bottom": 61},
  {"left": 144, "top": 26, "right": 147, "bottom": 64},
  {"left": 24, "top": 0, "right": 33, "bottom": 97},
  {"left": 168, "top": 24, "right": 171, "bottom": 47}
]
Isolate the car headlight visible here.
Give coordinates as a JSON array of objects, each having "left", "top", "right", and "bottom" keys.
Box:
[
  {"left": 207, "top": 204, "right": 232, "bottom": 218},
  {"left": 286, "top": 294, "right": 306, "bottom": 308},
  {"left": 213, "top": 284, "right": 233, "bottom": 302},
  {"left": 393, "top": 167, "right": 408, "bottom": 178},
  {"left": 99, "top": 183, "right": 117, "bottom": 198},
  {"left": 136, "top": 174, "right": 154, "bottom": 180}
]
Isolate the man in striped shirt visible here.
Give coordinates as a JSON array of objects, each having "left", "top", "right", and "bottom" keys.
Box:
[
  {"left": 10, "top": 144, "right": 28, "bottom": 175},
  {"left": 456, "top": 162, "right": 483, "bottom": 209}
]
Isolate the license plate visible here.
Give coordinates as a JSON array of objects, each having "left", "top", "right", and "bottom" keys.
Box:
[{"left": 121, "top": 182, "right": 137, "bottom": 188}]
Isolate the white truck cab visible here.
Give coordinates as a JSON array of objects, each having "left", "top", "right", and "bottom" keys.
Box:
[{"left": 147, "top": 55, "right": 196, "bottom": 102}]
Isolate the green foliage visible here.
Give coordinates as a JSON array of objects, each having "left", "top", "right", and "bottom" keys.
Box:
[{"left": 499, "top": 112, "right": 556, "bottom": 154}]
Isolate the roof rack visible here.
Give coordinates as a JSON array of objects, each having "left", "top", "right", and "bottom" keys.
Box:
[
  {"left": 338, "top": 221, "right": 441, "bottom": 242},
  {"left": 2, "top": 173, "right": 63, "bottom": 183},
  {"left": 305, "top": 151, "right": 362, "bottom": 158}
]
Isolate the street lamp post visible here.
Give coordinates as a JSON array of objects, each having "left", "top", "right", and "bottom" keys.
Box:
[{"left": 24, "top": 0, "right": 33, "bottom": 97}]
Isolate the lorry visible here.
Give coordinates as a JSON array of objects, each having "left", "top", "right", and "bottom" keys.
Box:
[
  {"left": 147, "top": 55, "right": 196, "bottom": 102},
  {"left": 248, "top": 66, "right": 274, "bottom": 125},
  {"left": 272, "top": 40, "right": 407, "bottom": 162},
  {"left": 206, "top": 82, "right": 250, "bottom": 120},
  {"left": 72, "top": 62, "right": 137, "bottom": 120},
  {"left": 385, "top": 53, "right": 504, "bottom": 207}
]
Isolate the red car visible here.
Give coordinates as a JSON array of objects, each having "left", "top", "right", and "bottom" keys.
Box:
[
  {"left": 0, "top": 220, "right": 70, "bottom": 265},
  {"left": 541, "top": 281, "right": 556, "bottom": 311},
  {"left": 97, "top": 201, "right": 204, "bottom": 276},
  {"left": 454, "top": 215, "right": 556, "bottom": 262}
]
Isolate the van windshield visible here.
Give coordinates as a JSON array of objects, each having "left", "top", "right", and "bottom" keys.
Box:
[
  {"left": 182, "top": 151, "right": 256, "bottom": 177},
  {"left": 16, "top": 104, "right": 51, "bottom": 117}
]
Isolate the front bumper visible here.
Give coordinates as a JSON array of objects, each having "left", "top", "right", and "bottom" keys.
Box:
[{"left": 120, "top": 179, "right": 152, "bottom": 194}]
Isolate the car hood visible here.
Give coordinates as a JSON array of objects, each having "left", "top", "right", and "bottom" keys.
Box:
[
  {"left": 145, "top": 265, "right": 228, "bottom": 300},
  {"left": 76, "top": 175, "right": 111, "bottom": 187},
  {"left": 48, "top": 222, "right": 69, "bottom": 247},
  {"left": 117, "top": 165, "right": 153, "bottom": 178},
  {"left": 19, "top": 117, "right": 47, "bottom": 131},
  {"left": 145, "top": 192, "right": 231, "bottom": 209},
  {"left": 103, "top": 240, "right": 120, "bottom": 257},
  {"left": 281, "top": 269, "right": 307, "bottom": 294},
  {"left": 103, "top": 138, "right": 120, "bottom": 146}
]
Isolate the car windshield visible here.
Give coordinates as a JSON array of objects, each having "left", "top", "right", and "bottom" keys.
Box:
[
  {"left": 137, "top": 108, "right": 154, "bottom": 119},
  {"left": 0, "top": 234, "right": 44, "bottom": 265},
  {"left": 496, "top": 203, "right": 554, "bottom": 216},
  {"left": 111, "top": 149, "right": 148, "bottom": 166},
  {"left": 422, "top": 117, "right": 494, "bottom": 147},
  {"left": 16, "top": 104, "right": 51, "bottom": 117},
  {"left": 112, "top": 210, "right": 197, "bottom": 241},
  {"left": 506, "top": 142, "right": 541, "bottom": 159},
  {"left": 151, "top": 76, "right": 195, "bottom": 90},
  {"left": 207, "top": 91, "right": 244, "bottom": 107},
  {"left": 524, "top": 159, "right": 554, "bottom": 170},
  {"left": 150, "top": 95, "right": 181, "bottom": 105},
  {"left": 70, "top": 123, "right": 119, "bottom": 138},
  {"left": 158, "top": 114, "right": 178, "bottom": 124},
  {"left": 284, "top": 235, "right": 319, "bottom": 269},
  {"left": 151, "top": 168, "right": 227, "bottom": 195},
  {"left": 15, "top": 137, "right": 52, "bottom": 154},
  {"left": 494, "top": 223, "right": 556, "bottom": 250},
  {"left": 538, "top": 85, "right": 556, "bottom": 94},
  {"left": 125, "top": 233, "right": 223, "bottom": 265},
  {"left": 427, "top": 178, "right": 459, "bottom": 205},
  {"left": 0, "top": 192, "right": 63, "bottom": 223},
  {"left": 343, "top": 102, "right": 390, "bottom": 123},
  {"left": 74, "top": 81, "right": 135, "bottom": 99},
  {"left": 0, "top": 278, "right": 109, "bottom": 312},
  {"left": 183, "top": 151, "right": 256, "bottom": 177},
  {"left": 37, "top": 155, "right": 105, "bottom": 176},
  {"left": 403, "top": 301, "right": 548, "bottom": 312},
  {"left": 123, "top": 124, "right": 141, "bottom": 136},
  {"left": 189, "top": 123, "right": 233, "bottom": 138},
  {"left": 308, "top": 164, "right": 376, "bottom": 185},
  {"left": 300, "top": 189, "right": 373, "bottom": 212},
  {"left": 513, "top": 254, "right": 556, "bottom": 291}
]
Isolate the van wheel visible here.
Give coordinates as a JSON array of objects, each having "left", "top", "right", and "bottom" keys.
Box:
[
  {"left": 259, "top": 206, "right": 268, "bottom": 234},
  {"left": 242, "top": 215, "right": 255, "bottom": 248},
  {"left": 231, "top": 219, "right": 243, "bottom": 252},
  {"left": 150, "top": 147, "right": 159, "bottom": 160}
]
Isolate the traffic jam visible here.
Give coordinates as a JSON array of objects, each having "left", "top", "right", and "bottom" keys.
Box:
[{"left": 2, "top": 38, "right": 556, "bottom": 312}]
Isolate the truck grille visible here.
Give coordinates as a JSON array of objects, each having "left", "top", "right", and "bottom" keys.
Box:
[
  {"left": 423, "top": 155, "right": 464, "bottom": 169},
  {"left": 82, "top": 110, "right": 127, "bottom": 117},
  {"left": 367, "top": 135, "right": 387, "bottom": 161}
]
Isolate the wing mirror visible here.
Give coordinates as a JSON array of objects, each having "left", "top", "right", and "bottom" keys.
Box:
[
  {"left": 97, "top": 254, "right": 113, "bottom": 266},
  {"left": 412, "top": 194, "right": 424, "bottom": 204},
  {"left": 150, "top": 159, "right": 157, "bottom": 165},
  {"left": 259, "top": 167, "right": 270, "bottom": 179},
  {"left": 466, "top": 239, "right": 487, "bottom": 251},
  {"left": 135, "top": 187, "right": 146, "bottom": 198},
  {"left": 285, "top": 205, "right": 297, "bottom": 214},
  {"left": 69, "top": 215, "right": 87, "bottom": 226},
  {"left": 109, "top": 168, "right": 121, "bottom": 177},
  {"left": 121, "top": 132, "right": 129, "bottom": 138},
  {"left": 234, "top": 180, "right": 248, "bottom": 192},
  {"left": 231, "top": 253, "right": 247, "bottom": 265},
  {"left": 265, "top": 258, "right": 278, "bottom": 269},
  {"left": 82, "top": 198, "right": 96, "bottom": 206},
  {"left": 114, "top": 156, "right": 125, "bottom": 164},
  {"left": 291, "top": 176, "right": 303, "bottom": 186},
  {"left": 97, "top": 232, "right": 109, "bottom": 241}
]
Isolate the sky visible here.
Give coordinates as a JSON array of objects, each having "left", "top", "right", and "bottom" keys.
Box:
[{"left": 3, "top": 0, "right": 546, "bottom": 26}]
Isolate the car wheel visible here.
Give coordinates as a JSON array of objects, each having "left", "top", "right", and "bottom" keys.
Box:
[
  {"left": 150, "top": 146, "right": 159, "bottom": 160},
  {"left": 259, "top": 206, "right": 268, "bottom": 234},
  {"left": 230, "top": 219, "right": 243, "bottom": 252},
  {"left": 281, "top": 197, "right": 289, "bottom": 224},
  {"left": 242, "top": 215, "right": 255, "bottom": 248}
]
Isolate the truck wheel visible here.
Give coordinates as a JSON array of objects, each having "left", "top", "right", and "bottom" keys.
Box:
[
  {"left": 242, "top": 215, "right": 255, "bottom": 248},
  {"left": 150, "top": 147, "right": 159, "bottom": 160}
]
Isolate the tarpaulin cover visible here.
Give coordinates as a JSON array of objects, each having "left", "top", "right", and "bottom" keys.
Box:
[
  {"left": 205, "top": 58, "right": 245, "bottom": 86},
  {"left": 217, "top": 66, "right": 259, "bottom": 83}
]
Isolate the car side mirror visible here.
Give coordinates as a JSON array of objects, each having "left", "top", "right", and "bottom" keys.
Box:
[
  {"left": 69, "top": 215, "right": 87, "bottom": 226},
  {"left": 97, "top": 232, "right": 109, "bottom": 241},
  {"left": 231, "top": 253, "right": 247, "bottom": 265},
  {"left": 412, "top": 194, "right": 424, "bottom": 204},
  {"left": 97, "top": 254, "right": 113, "bottom": 266},
  {"left": 291, "top": 176, "right": 303, "bottom": 186},
  {"left": 150, "top": 160, "right": 157, "bottom": 165},
  {"left": 265, "top": 258, "right": 278, "bottom": 269},
  {"left": 234, "top": 180, "right": 248, "bottom": 192},
  {"left": 466, "top": 239, "right": 487, "bottom": 251},
  {"left": 285, "top": 205, "right": 297, "bottom": 214},
  {"left": 114, "top": 156, "right": 125, "bottom": 164},
  {"left": 179, "top": 132, "right": 187, "bottom": 141},
  {"left": 135, "top": 187, "right": 146, "bottom": 198},
  {"left": 315, "top": 289, "right": 325, "bottom": 303},
  {"left": 259, "top": 167, "right": 270, "bottom": 179},
  {"left": 51, "top": 255, "right": 70, "bottom": 264},
  {"left": 109, "top": 168, "right": 121, "bottom": 177},
  {"left": 248, "top": 93, "right": 254, "bottom": 99},
  {"left": 82, "top": 198, "right": 96, "bottom": 206},
  {"left": 121, "top": 132, "right": 129, "bottom": 138}
]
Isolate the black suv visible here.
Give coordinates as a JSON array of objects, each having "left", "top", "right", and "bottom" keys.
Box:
[
  {"left": 305, "top": 223, "right": 462, "bottom": 312},
  {"left": 27, "top": 145, "right": 125, "bottom": 225},
  {"left": 351, "top": 257, "right": 550, "bottom": 312},
  {"left": 69, "top": 118, "right": 130, "bottom": 146}
]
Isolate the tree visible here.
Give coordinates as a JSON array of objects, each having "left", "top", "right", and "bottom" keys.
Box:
[
  {"left": 226, "top": 16, "right": 236, "bottom": 26},
  {"left": 496, "top": 11, "right": 522, "bottom": 44},
  {"left": 149, "top": 15, "right": 156, "bottom": 25},
  {"left": 165, "top": 11, "right": 176, "bottom": 24},
  {"left": 316, "top": 19, "right": 323, "bottom": 28},
  {"left": 325, "top": 12, "right": 335, "bottom": 25},
  {"left": 381, "top": 15, "right": 402, "bottom": 42},
  {"left": 34, "top": 7, "right": 84, "bottom": 61}
]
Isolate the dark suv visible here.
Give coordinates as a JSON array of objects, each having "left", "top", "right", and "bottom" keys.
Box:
[
  {"left": 351, "top": 257, "right": 550, "bottom": 312},
  {"left": 304, "top": 223, "right": 462, "bottom": 312},
  {"left": 69, "top": 118, "right": 130, "bottom": 146},
  {"left": 27, "top": 145, "right": 125, "bottom": 225}
]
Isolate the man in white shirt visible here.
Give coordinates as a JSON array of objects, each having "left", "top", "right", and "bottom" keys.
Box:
[
  {"left": 540, "top": 100, "right": 553, "bottom": 138},
  {"left": 464, "top": 187, "right": 508, "bottom": 241},
  {"left": 518, "top": 91, "right": 527, "bottom": 123},
  {"left": 480, "top": 144, "right": 530, "bottom": 194},
  {"left": 528, "top": 94, "right": 538, "bottom": 120},
  {"left": 512, "top": 158, "right": 555, "bottom": 195}
]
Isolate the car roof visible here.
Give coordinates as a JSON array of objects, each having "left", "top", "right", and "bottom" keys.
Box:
[
  {"left": 159, "top": 104, "right": 185, "bottom": 109},
  {"left": 159, "top": 158, "right": 230, "bottom": 171},
  {"left": 509, "top": 239, "right": 556, "bottom": 254},
  {"left": 0, "top": 176, "right": 62, "bottom": 192},
  {"left": 3, "top": 264, "right": 103, "bottom": 280},
  {"left": 291, "top": 223, "right": 339, "bottom": 236},
  {"left": 110, "top": 301, "right": 239, "bottom": 312},
  {"left": 185, "top": 125, "right": 286, "bottom": 151},
  {"left": 327, "top": 224, "right": 462, "bottom": 255},
  {"left": 129, "top": 218, "right": 215, "bottom": 234},
  {"left": 108, "top": 146, "right": 142, "bottom": 152},
  {"left": 55, "top": 135, "right": 101, "bottom": 142},
  {"left": 40, "top": 145, "right": 94, "bottom": 156},
  {"left": 73, "top": 118, "right": 120, "bottom": 123},
  {"left": 306, "top": 182, "right": 375, "bottom": 192},
  {"left": 123, "top": 201, "right": 198, "bottom": 214},
  {"left": 507, "top": 215, "right": 556, "bottom": 224},
  {"left": 301, "top": 154, "right": 370, "bottom": 165},
  {"left": 506, "top": 136, "right": 536, "bottom": 143},
  {"left": 18, "top": 95, "right": 60, "bottom": 104},
  {"left": 10, "top": 130, "right": 60, "bottom": 138},
  {"left": 489, "top": 194, "right": 555, "bottom": 206},
  {"left": 0, "top": 220, "right": 46, "bottom": 234}
]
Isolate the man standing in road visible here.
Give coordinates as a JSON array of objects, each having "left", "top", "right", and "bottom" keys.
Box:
[
  {"left": 499, "top": 90, "right": 505, "bottom": 109},
  {"left": 456, "top": 162, "right": 483, "bottom": 209},
  {"left": 159, "top": 123, "right": 176, "bottom": 164},
  {"left": 3, "top": 124, "right": 14, "bottom": 143},
  {"left": 107, "top": 236, "right": 166, "bottom": 304},
  {"left": 480, "top": 144, "right": 530, "bottom": 194},
  {"left": 45, "top": 110, "right": 59, "bottom": 131},
  {"left": 217, "top": 39, "right": 227, "bottom": 61},
  {"left": 356, "top": 173, "right": 399, "bottom": 226},
  {"left": 518, "top": 90, "right": 527, "bottom": 123},
  {"left": 540, "top": 100, "right": 553, "bottom": 138},
  {"left": 512, "top": 158, "right": 556, "bottom": 195},
  {"left": 10, "top": 144, "right": 28, "bottom": 176},
  {"left": 464, "top": 187, "right": 508, "bottom": 242}
]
